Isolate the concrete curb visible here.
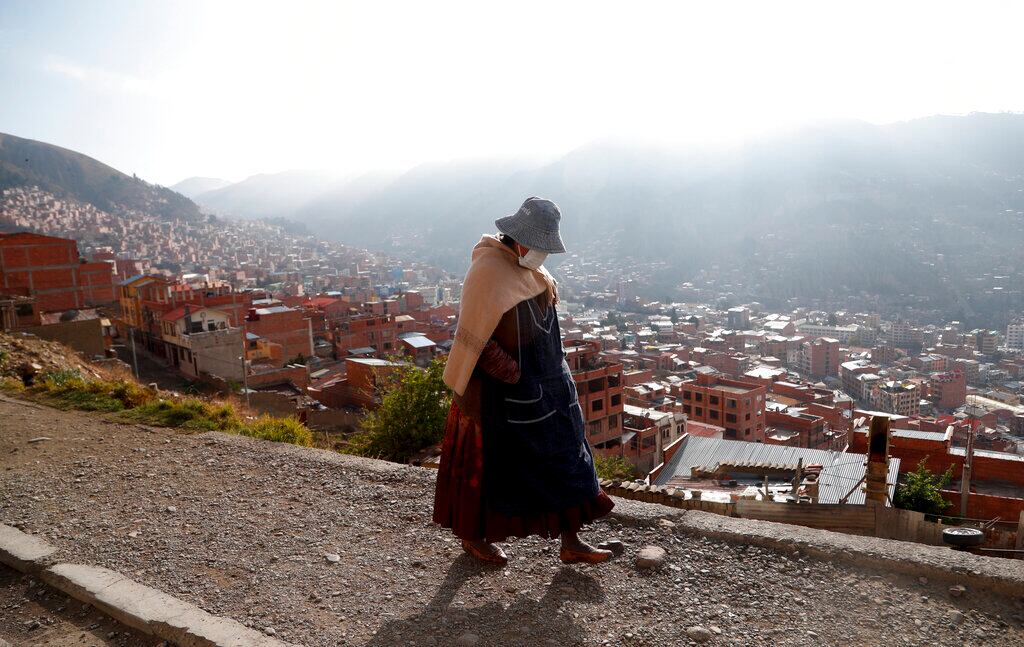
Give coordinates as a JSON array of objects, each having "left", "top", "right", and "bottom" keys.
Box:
[
  {"left": 0, "top": 523, "right": 57, "bottom": 574},
  {"left": 1, "top": 524, "right": 294, "bottom": 647},
  {"left": 666, "top": 509, "right": 1024, "bottom": 597}
]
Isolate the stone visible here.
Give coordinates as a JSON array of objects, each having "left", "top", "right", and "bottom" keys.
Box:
[
  {"left": 597, "top": 540, "right": 625, "bottom": 556},
  {"left": 686, "top": 626, "right": 714, "bottom": 643},
  {"left": 324, "top": 553, "right": 341, "bottom": 564},
  {"left": 28, "top": 437, "right": 51, "bottom": 443},
  {"left": 948, "top": 610, "right": 965, "bottom": 626},
  {"left": 918, "top": 576, "right": 928, "bottom": 585},
  {"left": 658, "top": 518, "right": 676, "bottom": 529},
  {"left": 949, "top": 585, "right": 966, "bottom": 598},
  {"left": 455, "top": 632, "right": 480, "bottom": 646},
  {"left": 636, "top": 546, "right": 667, "bottom": 570},
  {"left": 166, "top": 506, "right": 177, "bottom": 513},
  {"left": 264, "top": 627, "right": 276, "bottom": 636}
]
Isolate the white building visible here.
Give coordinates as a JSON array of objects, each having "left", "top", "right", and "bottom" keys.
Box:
[{"left": 1007, "top": 320, "right": 1024, "bottom": 350}]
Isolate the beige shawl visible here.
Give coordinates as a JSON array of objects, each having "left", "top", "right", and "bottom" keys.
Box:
[{"left": 443, "top": 234, "right": 556, "bottom": 396}]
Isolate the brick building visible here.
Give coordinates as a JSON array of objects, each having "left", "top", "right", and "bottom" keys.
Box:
[
  {"left": 245, "top": 305, "right": 313, "bottom": 366},
  {"left": 929, "top": 370, "right": 967, "bottom": 411},
  {"left": 0, "top": 232, "right": 115, "bottom": 312},
  {"left": 564, "top": 340, "right": 625, "bottom": 455},
  {"left": 621, "top": 404, "right": 687, "bottom": 473},
  {"left": 871, "top": 380, "right": 921, "bottom": 417},
  {"left": 801, "top": 337, "right": 841, "bottom": 377},
  {"left": 848, "top": 425, "right": 1024, "bottom": 521},
  {"left": 673, "top": 373, "right": 767, "bottom": 442}
]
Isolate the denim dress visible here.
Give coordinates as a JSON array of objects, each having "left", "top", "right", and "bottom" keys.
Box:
[{"left": 480, "top": 297, "right": 602, "bottom": 518}]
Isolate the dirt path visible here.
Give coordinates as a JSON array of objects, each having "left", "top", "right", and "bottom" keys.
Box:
[
  {"left": 1, "top": 393, "right": 1023, "bottom": 646},
  {"left": 0, "top": 565, "right": 152, "bottom": 646}
]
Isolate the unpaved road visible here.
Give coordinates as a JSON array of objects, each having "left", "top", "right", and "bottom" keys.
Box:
[{"left": 1, "top": 393, "right": 1023, "bottom": 646}]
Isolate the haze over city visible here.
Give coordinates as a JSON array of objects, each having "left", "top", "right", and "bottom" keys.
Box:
[{"left": 2, "top": 0, "right": 1024, "bottom": 183}]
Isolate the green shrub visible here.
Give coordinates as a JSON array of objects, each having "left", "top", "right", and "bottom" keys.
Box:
[
  {"left": 39, "top": 368, "right": 84, "bottom": 388},
  {"left": 894, "top": 458, "right": 954, "bottom": 515},
  {"left": 122, "top": 399, "right": 241, "bottom": 431},
  {"left": 594, "top": 454, "right": 637, "bottom": 481},
  {"left": 0, "top": 377, "right": 26, "bottom": 392},
  {"left": 29, "top": 373, "right": 156, "bottom": 412},
  {"left": 350, "top": 356, "right": 451, "bottom": 463},
  {"left": 240, "top": 416, "right": 312, "bottom": 446},
  {"left": 8, "top": 368, "right": 313, "bottom": 450}
]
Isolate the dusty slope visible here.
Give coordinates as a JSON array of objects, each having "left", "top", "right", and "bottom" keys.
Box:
[{"left": 1, "top": 393, "right": 1022, "bottom": 647}]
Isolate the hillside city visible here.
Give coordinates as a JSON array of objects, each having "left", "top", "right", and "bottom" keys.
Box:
[{"left": 3, "top": 178, "right": 1024, "bottom": 525}]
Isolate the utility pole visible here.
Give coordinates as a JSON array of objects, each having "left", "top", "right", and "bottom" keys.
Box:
[
  {"left": 129, "top": 325, "right": 140, "bottom": 380},
  {"left": 240, "top": 334, "right": 250, "bottom": 409},
  {"left": 961, "top": 398, "right": 977, "bottom": 518}
]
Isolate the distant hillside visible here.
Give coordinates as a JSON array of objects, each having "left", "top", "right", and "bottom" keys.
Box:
[
  {"left": 0, "top": 132, "right": 202, "bottom": 222},
  {"left": 193, "top": 169, "right": 343, "bottom": 219},
  {"left": 286, "top": 113, "right": 1024, "bottom": 324},
  {"left": 171, "top": 176, "right": 232, "bottom": 199}
]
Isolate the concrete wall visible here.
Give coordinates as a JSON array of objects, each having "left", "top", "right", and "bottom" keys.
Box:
[{"left": 19, "top": 318, "right": 105, "bottom": 358}]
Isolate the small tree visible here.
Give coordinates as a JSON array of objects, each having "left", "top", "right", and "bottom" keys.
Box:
[
  {"left": 351, "top": 356, "right": 451, "bottom": 462},
  {"left": 594, "top": 454, "right": 636, "bottom": 481},
  {"left": 893, "top": 458, "right": 954, "bottom": 515}
]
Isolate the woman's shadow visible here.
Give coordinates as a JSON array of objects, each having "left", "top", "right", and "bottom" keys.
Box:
[{"left": 365, "top": 554, "right": 605, "bottom": 646}]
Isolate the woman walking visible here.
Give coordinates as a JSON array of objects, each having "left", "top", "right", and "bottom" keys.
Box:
[{"left": 433, "top": 197, "right": 614, "bottom": 566}]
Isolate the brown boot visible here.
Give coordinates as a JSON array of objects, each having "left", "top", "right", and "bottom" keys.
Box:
[
  {"left": 462, "top": 539, "right": 508, "bottom": 566},
  {"left": 559, "top": 542, "right": 613, "bottom": 564}
]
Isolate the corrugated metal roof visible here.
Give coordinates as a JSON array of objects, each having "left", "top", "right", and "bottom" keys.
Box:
[
  {"left": 891, "top": 429, "right": 949, "bottom": 442},
  {"left": 654, "top": 435, "right": 900, "bottom": 505},
  {"left": 949, "top": 447, "right": 1024, "bottom": 462},
  {"left": 401, "top": 335, "right": 436, "bottom": 349}
]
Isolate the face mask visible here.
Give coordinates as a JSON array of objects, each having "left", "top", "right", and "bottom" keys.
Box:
[{"left": 518, "top": 248, "right": 548, "bottom": 270}]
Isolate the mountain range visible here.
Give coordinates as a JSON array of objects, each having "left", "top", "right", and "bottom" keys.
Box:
[
  {"left": 3, "top": 114, "right": 1024, "bottom": 326},
  {"left": 0, "top": 132, "right": 202, "bottom": 222},
  {"left": 176, "top": 114, "right": 1024, "bottom": 315}
]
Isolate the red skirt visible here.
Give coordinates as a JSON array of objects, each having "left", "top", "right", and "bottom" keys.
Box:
[{"left": 432, "top": 402, "right": 614, "bottom": 542}]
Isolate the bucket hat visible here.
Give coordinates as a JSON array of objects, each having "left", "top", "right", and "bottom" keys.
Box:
[{"left": 494, "top": 197, "right": 566, "bottom": 254}]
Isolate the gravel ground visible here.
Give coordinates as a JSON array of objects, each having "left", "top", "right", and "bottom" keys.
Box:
[
  {"left": 0, "top": 565, "right": 153, "bottom": 646},
  {"left": 2, "top": 393, "right": 1023, "bottom": 647}
]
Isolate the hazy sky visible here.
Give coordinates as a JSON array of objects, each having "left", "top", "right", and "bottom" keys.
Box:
[{"left": 2, "top": 0, "right": 1023, "bottom": 185}]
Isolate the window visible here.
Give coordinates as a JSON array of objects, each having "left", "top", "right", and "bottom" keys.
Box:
[
  {"left": 745, "top": 428, "right": 751, "bottom": 436},
  {"left": 710, "top": 410, "right": 719, "bottom": 420},
  {"left": 695, "top": 393, "right": 703, "bottom": 402},
  {"left": 695, "top": 407, "right": 703, "bottom": 416},
  {"left": 608, "top": 414, "right": 618, "bottom": 429},
  {"left": 683, "top": 404, "right": 691, "bottom": 415},
  {"left": 709, "top": 395, "right": 719, "bottom": 405},
  {"left": 726, "top": 413, "right": 737, "bottom": 423},
  {"left": 683, "top": 391, "right": 692, "bottom": 401},
  {"left": 592, "top": 399, "right": 604, "bottom": 412},
  {"left": 727, "top": 398, "right": 737, "bottom": 409},
  {"left": 610, "top": 394, "right": 621, "bottom": 406},
  {"left": 15, "top": 303, "right": 33, "bottom": 316},
  {"left": 745, "top": 398, "right": 751, "bottom": 407},
  {"left": 589, "top": 421, "right": 601, "bottom": 436}
]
